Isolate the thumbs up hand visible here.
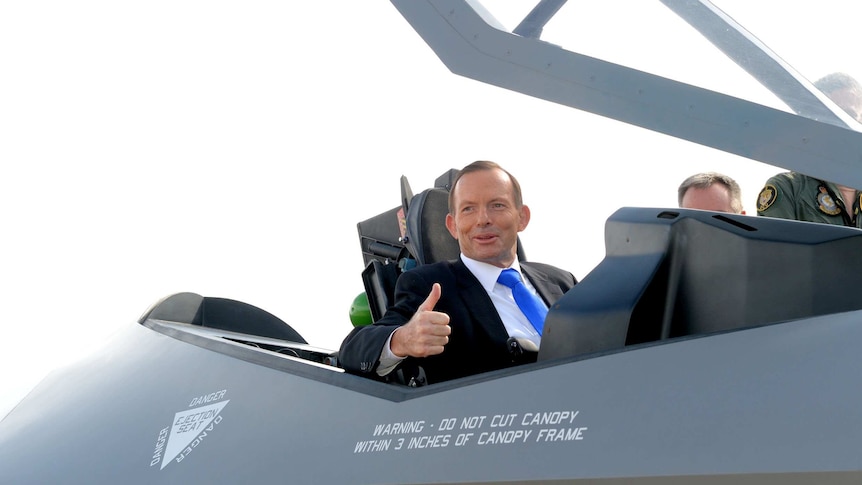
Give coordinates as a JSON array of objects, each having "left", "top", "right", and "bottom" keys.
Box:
[{"left": 390, "top": 283, "right": 451, "bottom": 358}]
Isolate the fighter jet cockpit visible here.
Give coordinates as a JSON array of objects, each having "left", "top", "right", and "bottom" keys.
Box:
[{"left": 130, "top": 0, "right": 862, "bottom": 391}]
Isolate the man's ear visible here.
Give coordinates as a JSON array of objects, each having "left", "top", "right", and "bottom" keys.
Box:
[
  {"left": 518, "top": 204, "right": 531, "bottom": 232},
  {"left": 445, "top": 213, "right": 458, "bottom": 239}
]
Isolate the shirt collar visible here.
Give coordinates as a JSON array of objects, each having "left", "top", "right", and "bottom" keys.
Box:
[{"left": 460, "top": 254, "right": 523, "bottom": 293}]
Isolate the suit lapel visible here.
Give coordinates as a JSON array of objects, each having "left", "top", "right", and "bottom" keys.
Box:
[
  {"left": 521, "top": 263, "right": 564, "bottom": 305},
  {"left": 451, "top": 260, "right": 510, "bottom": 341}
]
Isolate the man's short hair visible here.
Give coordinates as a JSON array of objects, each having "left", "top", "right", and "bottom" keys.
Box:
[
  {"left": 448, "top": 160, "right": 523, "bottom": 213},
  {"left": 678, "top": 171, "right": 744, "bottom": 214},
  {"left": 814, "top": 72, "right": 862, "bottom": 98}
]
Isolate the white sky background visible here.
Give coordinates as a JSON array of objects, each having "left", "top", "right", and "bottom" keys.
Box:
[{"left": 1, "top": 1, "right": 858, "bottom": 418}]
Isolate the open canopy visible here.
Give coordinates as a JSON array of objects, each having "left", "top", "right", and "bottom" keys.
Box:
[{"left": 392, "top": 0, "right": 862, "bottom": 189}]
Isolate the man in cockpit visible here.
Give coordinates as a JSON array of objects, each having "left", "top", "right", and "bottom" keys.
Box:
[
  {"left": 339, "top": 161, "right": 577, "bottom": 385},
  {"left": 757, "top": 72, "right": 862, "bottom": 227}
]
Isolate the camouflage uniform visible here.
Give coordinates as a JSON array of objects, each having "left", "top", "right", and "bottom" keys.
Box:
[{"left": 757, "top": 171, "right": 862, "bottom": 228}]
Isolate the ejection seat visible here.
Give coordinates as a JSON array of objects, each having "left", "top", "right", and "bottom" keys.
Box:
[{"left": 357, "top": 169, "right": 461, "bottom": 323}]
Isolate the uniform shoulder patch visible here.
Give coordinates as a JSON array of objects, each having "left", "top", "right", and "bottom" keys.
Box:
[
  {"left": 757, "top": 184, "right": 777, "bottom": 211},
  {"left": 817, "top": 186, "right": 841, "bottom": 215}
]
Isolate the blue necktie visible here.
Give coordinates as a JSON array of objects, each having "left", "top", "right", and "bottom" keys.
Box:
[{"left": 497, "top": 268, "right": 547, "bottom": 335}]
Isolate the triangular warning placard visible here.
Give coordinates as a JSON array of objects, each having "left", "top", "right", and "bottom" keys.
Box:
[{"left": 161, "top": 400, "right": 230, "bottom": 470}]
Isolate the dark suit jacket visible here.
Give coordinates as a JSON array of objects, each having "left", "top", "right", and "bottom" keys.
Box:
[{"left": 339, "top": 259, "right": 577, "bottom": 384}]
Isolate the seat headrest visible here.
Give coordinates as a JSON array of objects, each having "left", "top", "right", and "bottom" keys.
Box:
[{"left": 404, "top": 187, "right": 460, "bottom": 265}]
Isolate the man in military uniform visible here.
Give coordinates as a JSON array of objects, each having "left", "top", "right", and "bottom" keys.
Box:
[
  {"left": 757, "top": 174, "right": 862, "bottom": 227},
  {"left": 757, "top": 72, "right": 862, "bottom": 228}
]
